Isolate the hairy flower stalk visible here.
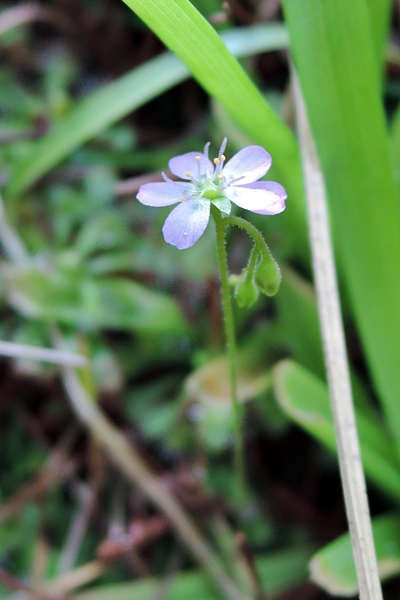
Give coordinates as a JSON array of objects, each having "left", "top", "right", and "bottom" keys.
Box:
[{"left": 137, "top": 139, "right": 287, "bottom": 493}]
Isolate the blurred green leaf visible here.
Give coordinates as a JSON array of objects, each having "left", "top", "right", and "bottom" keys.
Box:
[
  {"left": 365, "top": 0, "right": 392, "bottom": 69},
  {"left": 2, "top": 264, "right": 187, "bottom": 335},
  {"left": 73, "top": 210, "right": 131, "bottom": 258},
  {"left": 184, "top": 340, "right": 272, "bottom": 452},
  {"left": 310, "top": 514, "right": 400, "bottom": 596},
  {"left": 273, "top": 360, "right": 400, "bottom": 503},
  {"left": 273, "top": 267, "right": 325, "bottom": 379},
  {"left": 273, "top": 267, "right": 376, "bottom": 417},
  {"left": 75, "top": 546, "right": 311, "bottom": 600}
]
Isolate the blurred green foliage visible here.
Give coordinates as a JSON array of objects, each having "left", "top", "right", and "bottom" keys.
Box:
[{"left": 2, "top": 0, "right": 400, "bottom": 598}]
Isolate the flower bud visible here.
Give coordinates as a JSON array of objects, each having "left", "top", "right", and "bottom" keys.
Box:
[
  {"left": 234, "top": 269, "right": 259, "bottom": 308},
  {"left": 255, "top": 256, "right": 281, "bottom": 296}
]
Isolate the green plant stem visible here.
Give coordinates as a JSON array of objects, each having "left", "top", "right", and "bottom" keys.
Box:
[
  {"left": 224, "top": 214, "right": 272, "bottom": 262},
  {"left": 211, "top": 206, "right": 244, "bottom": 492},
  {"left": 245, "top": 244, "right": 259, "bottom": 280}
]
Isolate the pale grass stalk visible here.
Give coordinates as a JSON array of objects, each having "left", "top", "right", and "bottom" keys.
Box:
[
  {"left": 58, "top": 484, "right": 94, "bottom": 574},
  {"left": 41, "top": 560, "right": 106, "bottom": 595},
  {"left": 0, "top": 340, "right": 87, "bottom": 367},
  {"left": 293, "top": 72, "right": 383, "bottom": 600}
]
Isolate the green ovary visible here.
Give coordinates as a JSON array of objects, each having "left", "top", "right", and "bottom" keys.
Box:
[{"left": 203, "top": 188, "right": 221, "bottom": 200}]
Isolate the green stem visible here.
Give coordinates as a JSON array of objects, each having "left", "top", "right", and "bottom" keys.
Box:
[
  {"left": 245, "top": 244, "right": 259, "bottom": 281},
  {"left": 211, "top": 206, "right": 245, "bottom": 492},
  {"left": 223, "top": 214, "right": 272, "bottom": 262}
]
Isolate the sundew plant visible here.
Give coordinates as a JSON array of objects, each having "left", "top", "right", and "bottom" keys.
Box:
[{"left": 0, "top": 1, "right": 400, "bottom": 600}]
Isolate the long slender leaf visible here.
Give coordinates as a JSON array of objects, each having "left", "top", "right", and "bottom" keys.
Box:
[
  {"left": 106, "top": 0, "right": 306, "bottom": 256},
  {"left": 365, "top": 0, "right": 392, "bottom": 69},
  {"left": 283, "top": 0, "right": 400, "bottom": 456}
]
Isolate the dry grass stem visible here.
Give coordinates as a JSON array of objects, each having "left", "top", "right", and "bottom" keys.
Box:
[{"left": 293, "top": 72, "right": 383, "bottom": 600}]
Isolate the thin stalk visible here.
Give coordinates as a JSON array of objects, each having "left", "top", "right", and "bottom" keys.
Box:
[
  {"left": 211, "top": 205, "right": 245, "bottom": 493},
  {"left": 223, "top": 214, "right": 272, "bottom": 262},
  {"left": 246, "top": 244, "right": 258, "bottom": 278},
  {"left": 293, "top": 72, "right": 383, "bottom": 600}
]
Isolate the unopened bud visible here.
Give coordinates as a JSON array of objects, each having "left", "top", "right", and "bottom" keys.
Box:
[
  {"left": 234, "top": 270, "right": 259, "bottom": 308},
  {"left": 255, "top": 256, "right": 281, "bottom": 296}
]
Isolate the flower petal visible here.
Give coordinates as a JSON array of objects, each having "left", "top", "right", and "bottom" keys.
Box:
[
  {"left": 169, "top": 152, "right": 213, "bottom": 180},
  {"left": 162, "top": 199, "right": 210, "bottom": 249},
  {"left": 222, "top": 146, "right": 272, "bottom": 185},
  {"left": 137, "top": 181, "right": 193, "bottom": 207},
  {"left": 224, "top": 181, "right": 286, "bottom": 215}
]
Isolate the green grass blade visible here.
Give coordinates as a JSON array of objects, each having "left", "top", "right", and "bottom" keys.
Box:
[
  {"left": 274, "top": 360, "right": 400, "bottom": 504},
  {"left": 365, "top": 0, "right": 392, "bottom": 68},
  {"left": 120, "top": 0, "right": 296, "bottom": 164},
  {"left": 389, "top": 104, "right": 400, "bottom": 192},
  {"left": 283, "top": 0, "right": 400, "bottom": 455},
  {"left": 117, "top": 0, "right": 306, "bottom": 256}
]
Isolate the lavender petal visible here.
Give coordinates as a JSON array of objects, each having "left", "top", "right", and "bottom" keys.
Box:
[
  {"left": 222, "top": 146, "right": 272, "bottom": 185},
  {"left": 137, "top": 181, "right": 193, "bottom": 207},
  {"left": 224, "top": 183, "right": 286, "bottom": 215},
  {"left": 245, "top": 180, "right": 287, "bottom": 198},
  {"left": 243, "top": 181, "right": 287, "bottom": 214},
  {"left": 169, "top": 152, "right": 213, "bottom": 180},
  {"left": 162, "top": 199, "right": 210, "bottom": 249}
]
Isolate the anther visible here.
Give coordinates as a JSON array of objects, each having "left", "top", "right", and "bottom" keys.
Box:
[
  {"left": 195, "top": 156, "right": 201, "bottom": 161},
  {"left": 213, "top": 158, "right": 220, "bottom": 164},
  {"left": 221, "top": 154, "right": 226, "bottom": 162},
  {"left": 186, "top": 171, "right": 192, "bottom": 177},
  {"left": 217, "top": 174, "right": 224, "bottom": 180}
]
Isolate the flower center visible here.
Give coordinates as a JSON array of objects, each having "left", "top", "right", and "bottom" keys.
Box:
[{"left": 203, "top": 188, "right": 221, "bottom": 201}]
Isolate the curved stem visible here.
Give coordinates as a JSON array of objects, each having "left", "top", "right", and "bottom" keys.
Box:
[
  {"left": 223, "top": 214, "right": 271, "bottom": 262},
  {"left": 211, "top": 206, "right": 245, "bottom": 492},
  {"left": 245, "top": 244, "right": 259, "bottom": 281}
]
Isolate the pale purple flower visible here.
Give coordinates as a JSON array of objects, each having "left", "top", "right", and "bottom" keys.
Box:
[{"left": 137, "top": 138, "right": 286, "bottom": 250}]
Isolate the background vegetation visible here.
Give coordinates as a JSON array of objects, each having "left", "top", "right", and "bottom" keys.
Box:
[{"left": 1, "top": 0, "right": 400, "bottom": 598}]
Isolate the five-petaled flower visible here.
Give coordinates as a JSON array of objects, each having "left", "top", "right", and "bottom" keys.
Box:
[{"left": 136, "top": 138, "right": 287, "bottom": 250}]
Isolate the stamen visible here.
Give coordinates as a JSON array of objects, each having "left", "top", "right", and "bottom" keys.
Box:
[
  {"left": 186, "top": 171, "right": 192, "bottom": 177},
  {"left": 195, "top": 156, "right": 201, "bottom": 161},
  {"left": 217, "top": 174, "right": 224, "bottom": 180},
  {"left": 203, "top": 142, "right": 212, "bottom": 178},
  {"left": 221, "top": 154, "right": 226, "bottom": 162},
  {"left": 218, "top": 137, "right": 227, "bottom": 159},
  {"left": 213, "top": 158, "right": 220, "bottom": 164},
  {"left": 162, "top": 172, "right": 173, "bottom": 182}
]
